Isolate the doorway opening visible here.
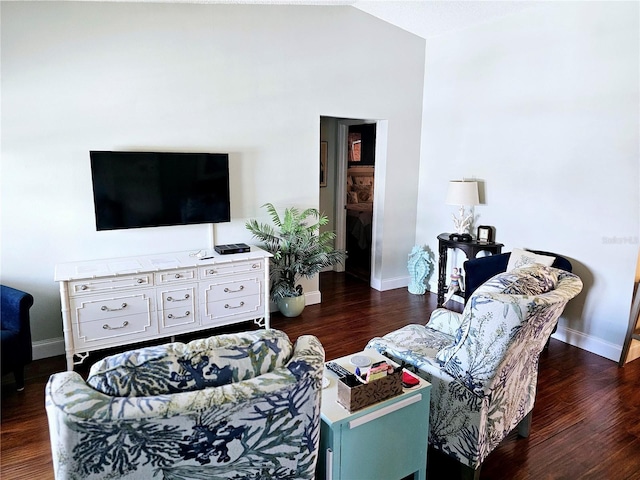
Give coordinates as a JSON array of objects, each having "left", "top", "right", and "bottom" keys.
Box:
[
  {"left": 344, "top": 123, "right": 376, "bottom": 281},
  {"left": 320, "top": 117, "right": 383, "bottom": 288}
]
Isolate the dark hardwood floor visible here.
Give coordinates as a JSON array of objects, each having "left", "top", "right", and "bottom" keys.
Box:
[{"left": 2, "top": 272, "right": 639, "bottom": 479}]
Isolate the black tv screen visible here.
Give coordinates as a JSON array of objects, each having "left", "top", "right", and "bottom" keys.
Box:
[{"left": 90, "top": 151, "right": 231, "bottom": 231}]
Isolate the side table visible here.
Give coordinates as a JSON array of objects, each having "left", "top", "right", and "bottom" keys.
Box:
[
  {"left": 437, "top": 233, "right": 503, "bottom": 307},
  {"left": 317, "top": 350, "right": 430, "bottom": 480}
]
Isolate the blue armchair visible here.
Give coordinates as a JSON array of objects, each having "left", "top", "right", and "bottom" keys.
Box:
[
  {"left": 46, "top": 329, "right": 324, "bottom": 480},
  {"left": 1, "top": 285, "right": 34, "bottom": 391}
]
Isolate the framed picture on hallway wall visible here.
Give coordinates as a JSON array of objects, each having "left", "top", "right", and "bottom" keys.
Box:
[{"left": 320, "top": 141, "right": 328, "bottom": 187}]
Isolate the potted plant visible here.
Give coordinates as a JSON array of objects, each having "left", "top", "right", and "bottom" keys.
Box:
[{"left": 246, "top": 203, "right": 346, "bottom": 317}]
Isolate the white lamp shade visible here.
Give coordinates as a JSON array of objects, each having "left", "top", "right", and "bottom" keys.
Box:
[{"left": 446, "top": 181, "right": 479, "bottom": 206}]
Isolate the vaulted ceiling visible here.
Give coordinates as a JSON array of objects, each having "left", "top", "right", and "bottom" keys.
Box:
[{"left": 117, "top": 0, "right": 537, "bottom": 39}]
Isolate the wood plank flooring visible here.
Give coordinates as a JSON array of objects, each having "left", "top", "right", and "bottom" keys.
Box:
[{"left": 2, "top": 272, "right": 639, "bottom": 479}]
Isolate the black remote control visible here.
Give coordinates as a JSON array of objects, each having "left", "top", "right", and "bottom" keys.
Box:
[{"left": 326, "top": 362, "right": 352, "bottom": 378}]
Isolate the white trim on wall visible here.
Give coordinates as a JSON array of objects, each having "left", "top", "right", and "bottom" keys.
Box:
[
  {"left": 33, "top": 337, "right": 65, "bottom": 360},
  {"left": 373, "top": 275, "right": 408, "bottom": 292},
  {"left": 552, "top": 324, "right": 622, "bottom": 363}
]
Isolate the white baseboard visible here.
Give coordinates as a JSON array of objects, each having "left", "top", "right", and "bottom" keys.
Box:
[
  {"left": 305, "top": 290, "right": 321, "bottom": 306},
  {"left": 374, "top": 275, "right": 409, "bottom": 292},
  {"left": 551, "top": 324, "right": 621, "bottom": 362},
  {"left": 32, "top": 337, "right": 65, "bottom": 360}
]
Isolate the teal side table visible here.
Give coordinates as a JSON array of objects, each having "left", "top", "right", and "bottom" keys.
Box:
[{"left": 317, "top": 350, "right": 430, "bottom": 480}]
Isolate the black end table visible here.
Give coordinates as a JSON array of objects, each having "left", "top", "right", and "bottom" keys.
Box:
[{"left": 437, "top": 233, "right": 503, "bottom": 307}]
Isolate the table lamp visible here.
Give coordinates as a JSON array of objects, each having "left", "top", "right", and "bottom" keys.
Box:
[{"left": 446, "top": 180, "right": 479, "bottom": 241}]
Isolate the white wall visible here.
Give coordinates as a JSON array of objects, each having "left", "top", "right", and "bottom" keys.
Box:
[
  {"left": 417, "top": 1, "right": 639, "bottom": 361},
  {"left": 1, "top": 2, "right": 425, "bottom": 352}
]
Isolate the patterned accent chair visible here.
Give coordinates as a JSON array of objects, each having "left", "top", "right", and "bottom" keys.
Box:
[
  {"left": 366, "top": 264, "right": 583, "bottom": 480},
  {"left": 46, "top": 329, "right": 324, "bottom": 480}
]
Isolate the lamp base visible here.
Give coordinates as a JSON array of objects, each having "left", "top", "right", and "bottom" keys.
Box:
[{"left": 449, "top": 233, "right": 473, "bottom": 242}]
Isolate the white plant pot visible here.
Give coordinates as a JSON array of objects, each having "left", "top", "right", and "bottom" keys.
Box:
[{"left": 276, "top": 295, "right": 305, "bottom": 318}]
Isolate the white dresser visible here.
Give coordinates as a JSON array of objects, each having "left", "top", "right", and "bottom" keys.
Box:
[{"left": 55, "top": 247, "right": 271, "bottom": 370}]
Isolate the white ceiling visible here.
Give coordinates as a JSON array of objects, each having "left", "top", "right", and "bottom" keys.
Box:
[
  {"left": 352, "top": 1, "right": 537, "bottom": 39},
  {"left": 65, "top": 0, "right": 538, "bottom": 39}
]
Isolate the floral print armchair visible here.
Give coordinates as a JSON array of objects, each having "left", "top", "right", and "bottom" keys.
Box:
[
  {"left": 46, "top": 329, "right": 325, "bottom": 480},
  {"left": 366, "top": 264, "right": 582, "bottom": 479}
]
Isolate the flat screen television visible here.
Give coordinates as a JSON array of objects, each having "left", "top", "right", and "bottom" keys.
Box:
[{"left": 90, "top": 151, "right": 231, "bottom": 231}]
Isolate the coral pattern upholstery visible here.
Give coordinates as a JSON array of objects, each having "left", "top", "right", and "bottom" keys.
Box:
[
  {"left": 46, "top": 329, "right": 325, "bottom": 480},
  {"left": 366, "top": 265, "right": 582, "bottom": 475}
]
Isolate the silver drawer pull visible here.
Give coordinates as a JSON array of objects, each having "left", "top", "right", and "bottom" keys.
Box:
[
  {"left": 136, "top": 278, "right": 145, "bottom": 284},
  {"left": 80, "top": 284, "right": 89, "bottom": 291},
  {"left": 225, "top": 301, "right": 245, "bottom": 309},
  {"left": 103, "top": 320, "right": 129, "bottom": 330},
  {"left": 252, "top": 263, "right": 260, "bottom": 269},
  {"left": 101, "top": 303, "right": 127, "bottom": 311},
  {"left": 168, "top": 311, "right": 190, "bottom": 319},
  {"left": 167, "top": 294, "right": 190, "bottom": 302},
  {"left": 174, "top": 273, "right": 182, "bottom": 279},
  {"left": 224, "top": 285, "right": 245, "bottom": 293},
  {"left": 207, "top": 269, "right": 216, "bottom": 275}
]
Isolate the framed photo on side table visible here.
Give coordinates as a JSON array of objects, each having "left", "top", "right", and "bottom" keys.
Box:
[{"left": 477, "top": 225, "right": 494, "bottom": 243}]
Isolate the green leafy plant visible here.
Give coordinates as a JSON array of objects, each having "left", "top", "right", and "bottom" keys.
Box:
[{"left": 246, "top": 203, "right": 346, "bottom": 301}]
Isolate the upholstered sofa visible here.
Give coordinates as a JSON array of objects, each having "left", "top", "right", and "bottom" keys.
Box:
[
  {"left": 366, "top": 264, "right": 583, "bottom": 479},
  {"left": 46, "top": 329, "right": 325, "bottom": 480}
]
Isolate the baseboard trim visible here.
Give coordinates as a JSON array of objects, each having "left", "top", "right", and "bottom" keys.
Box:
[
  {"left": 32, "top": 337, "right": 65, "bottom": 360},
  {"left": 375, "top": 276, "right": 409, "bottom": 292},
  {"left": 551, "top": 324, "right": 621, "bottom": 362},
  {"left": 305, "top": 290, "right": 321, "bottom": 306}
]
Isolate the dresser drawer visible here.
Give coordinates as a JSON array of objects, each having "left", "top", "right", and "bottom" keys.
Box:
[
  {"left": 159, "top": 306, "right": 197, "bottom": 330},
  {"left": 70, "top": 292, "right": 155, "bottom": 324},
  {"left": 155, "top": 268, "right": 197, "bottom": 285},
  {"left": 200, "top": 277, "right": 262, "bottom": 303},
  {"left": 200, "top": 276, "right": 263, "bottom": 324},
  {"left": 157, "top": 286, "right": 198, "bottom": 329},
  {"left": 68, "top": 274, "right": 153, "bottom": 296},
  {"left": 201, "top": 294, "right": 263, "bottom": 324},
  {"left": 73, "top": 312, "right": 157, "bottom": 348},
  {"left": 199, "top": 260, "right": 264, "bottom": 279}
]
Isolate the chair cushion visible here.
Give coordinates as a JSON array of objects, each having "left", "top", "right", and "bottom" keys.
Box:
[
  {"left": 366, "top": 324, "right": 454, "bottom": 372},
  {"left": 427, "top": 308, "right": 464, "bottom": 337},
  {"left": 506, "top": 248, "right": 555, "bottom": 272},
  {"left": 474, "top": 263, "right": 560, "bottom": 297},
  {"left": 87, "top": 329, "right": 293, "bottom": 397}
]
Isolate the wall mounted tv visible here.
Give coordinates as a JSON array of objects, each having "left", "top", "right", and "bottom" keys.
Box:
[{"left": 90, "top": 151, "right": 231, "bottom": 231}]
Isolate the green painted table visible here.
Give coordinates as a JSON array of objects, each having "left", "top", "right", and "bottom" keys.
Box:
[{"left": 316, "top": 350, "right": 431, "bottom": 480}]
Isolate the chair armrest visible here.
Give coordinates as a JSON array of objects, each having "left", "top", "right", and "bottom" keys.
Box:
[
  {"left": 428, "top": 308, "right": 464, "bottom": 337},
  {"left": 289, "top": 335, "right": 325, "bottom": 364},
  {"left": 0, "top": 285, "right": 34, "bottom": 332}
]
